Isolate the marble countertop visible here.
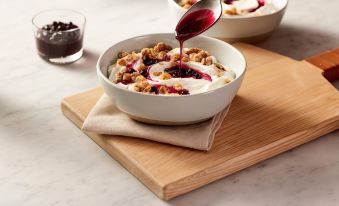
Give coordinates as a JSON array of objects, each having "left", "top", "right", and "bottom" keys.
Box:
[{"left": 0, "top": 0, "right": 338, "bottom": 205}]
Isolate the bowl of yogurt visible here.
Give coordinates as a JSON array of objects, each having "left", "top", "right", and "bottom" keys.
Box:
[
  {"left": 97, "top": 33, "right": 246, "bottom": 125},
  {"left": 168, "top": 0, "right": 289, "bottom": 42}
]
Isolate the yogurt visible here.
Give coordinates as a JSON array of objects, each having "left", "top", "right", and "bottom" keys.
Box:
[{"left": 108, "top": 45, "right": 236, "bottom": 95}]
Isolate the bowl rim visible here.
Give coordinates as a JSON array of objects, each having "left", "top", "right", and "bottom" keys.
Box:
[
  {"left": 168, "top": 0, "right": 289, "bottom": 20},
  {"left": 97, "top": 33, "right": 247, "bottom": 98}
]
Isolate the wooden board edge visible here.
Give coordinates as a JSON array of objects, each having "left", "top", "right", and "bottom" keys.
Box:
[
  {"left": 162, "top": 117, "right": 339, "bottom": 200},
  {"left": 61, "top": 99, "right": 166, "bottom": 199},
  {"left": 61, "top": 99, "right": 84, "bottom": 128}
]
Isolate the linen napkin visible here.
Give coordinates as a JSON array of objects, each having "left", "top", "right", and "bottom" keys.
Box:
[{"left": 82, "top": 94, "right": 230, "bottom": 151}]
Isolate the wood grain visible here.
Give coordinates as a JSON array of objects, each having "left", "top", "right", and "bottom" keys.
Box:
[{"left": 61, "top": 43, "right": 339, "bottom": 200}]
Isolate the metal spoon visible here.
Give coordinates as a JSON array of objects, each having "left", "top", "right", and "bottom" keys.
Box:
[{"left": 175, "top": 0, "right": 223, "bottom": 40}]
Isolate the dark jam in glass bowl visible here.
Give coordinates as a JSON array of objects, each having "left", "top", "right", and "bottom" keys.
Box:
[{"left": 35, "top": 21, "right": 83, "bottom": 59}]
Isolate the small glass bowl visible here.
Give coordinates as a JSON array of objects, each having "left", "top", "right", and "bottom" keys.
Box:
[{"left": 32, "top": 9, "right": 86, "bottom": 64}]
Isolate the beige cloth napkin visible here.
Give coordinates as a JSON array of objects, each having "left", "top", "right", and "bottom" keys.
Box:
[{"left": 82, "top": 95, "right": 230, "bottom": 151}]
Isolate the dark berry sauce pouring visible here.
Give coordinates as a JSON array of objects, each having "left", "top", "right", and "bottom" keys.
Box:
[
  {"left": 36, "top": 21, "right": 83, "bottom": 59},
  {"left": 116, "top": 6, "right": 222, "bottom": 95},
  {"left": 175, "top": 9, "right": 216, "bottom": 68}
]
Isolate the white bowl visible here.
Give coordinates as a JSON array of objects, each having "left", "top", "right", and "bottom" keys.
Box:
[
  {"left": 168, "top": 0, "right": 288, "bottom": 43},
  {"left": 97, "top": 33, "right": 246, "bottom": 125}
]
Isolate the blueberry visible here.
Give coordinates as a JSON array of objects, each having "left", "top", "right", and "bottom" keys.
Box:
[
  {"left": 180, "top": 68, "right": 187, "bottom": 77},
  {"left": 143, "top": 57, "right": 157, "bottom": 66},
  {"left": 126, "top": 68, "right": 136, "bottom": 73},
  {"left": 180, "top": 89, "right": 189, "bottom": 95},
  {"left": 194, "top": 73, "right": 202, "bottom": 79},
  {"left": 186, "top": 69, "right": 194, "bottom": 76},
  {"left": 42, "top": 21, "right": 79, "bottom": 32},
  {"left": 150, "top": 86, "right": 158, "bottom": 94},
  {"left": 140, "top": 69, "right": 149, "bottom": 78}
]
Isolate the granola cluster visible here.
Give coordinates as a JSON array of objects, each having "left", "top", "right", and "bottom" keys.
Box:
[
  {"left": 224, "top": 7, "right": 238, "bottom": 15},
  {"left": 179, "top": 0, "right": 198, "bottom": 9},
  {"left": 141, "top": 42, "right": 172, "bottom": 62},
  {"left": 113, "top": 43, "right": 166, "bottom": 82}
]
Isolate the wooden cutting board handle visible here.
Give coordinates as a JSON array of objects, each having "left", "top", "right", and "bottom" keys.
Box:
[{"left": 306, "top": 48, "right": 339, "bottom": 82}]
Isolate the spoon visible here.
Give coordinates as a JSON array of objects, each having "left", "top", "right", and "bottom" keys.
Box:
[{"left": 175, "top": 0, "right": 223, "bottom": 67}]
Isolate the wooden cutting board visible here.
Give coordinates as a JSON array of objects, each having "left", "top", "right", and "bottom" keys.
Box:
[{"left": 61, "top": 43, "right": 339, "bottom": 200}]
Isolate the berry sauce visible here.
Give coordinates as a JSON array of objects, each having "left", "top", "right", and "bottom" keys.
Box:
[
  {"left": 164, "top": 64, "right": 212, "bottom": 81},
  {"left": 175, "top": 9, "right": 216, "bottom": 68},
  {"left": 126, "top": 60, "right": 138, "bottom": 73},
  {"left": 36, "top": 21, "right": 83, "bottom": 59},
  {"left": 258, "top": 0, "right": 265, "bottom": 6},
  {"left": 249, "top": 0, "right": 266, "bottom": 12},
  {"left": 143, "top": 56, "right": 158, "bottom": 66}
]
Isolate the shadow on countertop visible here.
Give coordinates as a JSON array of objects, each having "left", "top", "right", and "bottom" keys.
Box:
[
  {"left": 255, "top": 24, "right": 339, "bottom": 60},
  {"left": 64, "top": 50, "right": 100, "bottom": 71}
]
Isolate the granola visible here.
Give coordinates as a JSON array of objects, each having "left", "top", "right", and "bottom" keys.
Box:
[{"left": 107, "top": 42, "right": 236, "bottom": 95}]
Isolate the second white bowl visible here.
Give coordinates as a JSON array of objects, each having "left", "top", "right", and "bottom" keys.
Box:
[{"left": 168, "top": 0, "right": 288, "bottom": 43}]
